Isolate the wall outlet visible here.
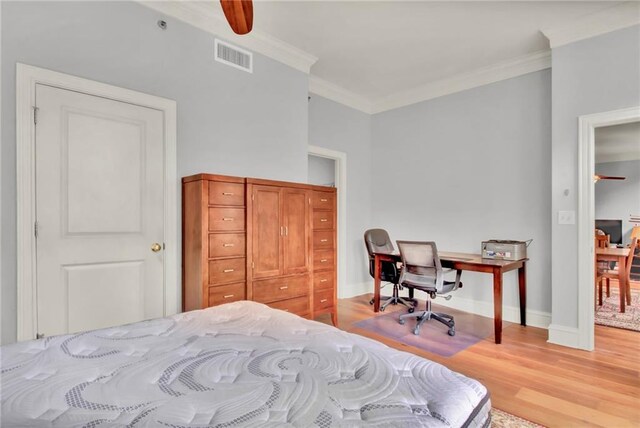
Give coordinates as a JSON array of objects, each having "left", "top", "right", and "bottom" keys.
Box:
[{"left": 558, "top": 210, "right": 576, "bottom": 225}]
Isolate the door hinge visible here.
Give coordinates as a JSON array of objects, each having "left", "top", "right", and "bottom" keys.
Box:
[
  {"left": 36, "top": 333, "right": 44, "bottom": 339},
  {"left": 34, "top": 221, "right": 39, "bottom": 238},
  {"left": 33, "top": 106, "right": 39, "bottom": 125}
]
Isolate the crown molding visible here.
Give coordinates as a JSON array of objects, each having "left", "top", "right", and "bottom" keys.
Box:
[
  {"left": 139, "top": 1, "right": 318, "bottom": 74},
  {"left": 371, "top": 50, "right": 551, "bottom": 114},
  {"left": 308, "top": 76, "right": 373, "bottom": 114},
  {"left": 542, "top": 2, "right": 640, "bottom": 49}
]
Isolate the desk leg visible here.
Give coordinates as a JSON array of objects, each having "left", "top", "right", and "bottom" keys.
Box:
[
  {"left": 373, "top": 255, "right": 381, "bottom": 313},
  {"left": 518, "top": 262, "right": 527, "bottom": 326},
  {"left": 619, "top": 256, "right": 627, "bottom": 313},
  {"left": 493, "top": 267, "right": 503, "bottom": 344}
]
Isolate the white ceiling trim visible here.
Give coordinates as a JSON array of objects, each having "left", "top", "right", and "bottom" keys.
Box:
[
  {"left": 139, "top": 1, "right": 318, "bottom": 74},
  {"left": 370, "top": 50, "right": 551, "bottom": 114},
  {"left": 542, "top": 2, "right": 640, "bottom": 49},
  {"left": 309, "top": 76, "right": 374, "bottom": 114}
]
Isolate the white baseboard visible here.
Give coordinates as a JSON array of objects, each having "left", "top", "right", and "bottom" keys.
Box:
[
  {"left": 340, "top": 283, "right": 551, "bottom": 329},
  {"left": 547, "top": 324, "right": 582, "bottom": 349}
]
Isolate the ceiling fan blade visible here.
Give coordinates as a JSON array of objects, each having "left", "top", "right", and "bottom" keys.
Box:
[
  {"left": 594, "top": 175, "right": 626, "bottom": 182},
  {"left": 220, "top": 0, "right": 253, "bottom": 35}
]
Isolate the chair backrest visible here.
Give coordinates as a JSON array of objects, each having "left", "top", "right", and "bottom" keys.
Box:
[
  {"left": 625, "top": 238, "right": 638, "bottom": 280},
  {"left": 396, "top": 241, "right": 443, "bottom": 274},
  {"left": 631, "top": 226, "right": 640, "bottom": 241},
  {"left": 595, "top": 233, "right": 609, "bottom": 249},
  {"left": 364, "top": 229, "right": 395, "bottom": 258}
]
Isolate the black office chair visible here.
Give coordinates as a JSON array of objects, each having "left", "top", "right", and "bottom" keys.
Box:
[
  {"left": 364, "top": 229, "right": 415, "bottom": 311},
  {"left": 396, "top": 241, "right": 462, "bottom": 336}
]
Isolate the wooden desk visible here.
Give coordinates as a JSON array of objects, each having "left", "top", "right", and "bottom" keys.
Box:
[
  {"left": 372, "top": 251, "right": 527, "bottom": 344},
  {"left": 596, "top": 247, "right": 630, "bottom": 312}
]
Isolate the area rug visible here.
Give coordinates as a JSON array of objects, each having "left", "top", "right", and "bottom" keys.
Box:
[
  {"left": 595, "top": 287, "right": 640, "bottom": 332},
  {"left": 353, "top": 303, "right": 510, "bottom": 357},
  {"left": 492, "top": 409, "right": 545, "bottom": 428}
]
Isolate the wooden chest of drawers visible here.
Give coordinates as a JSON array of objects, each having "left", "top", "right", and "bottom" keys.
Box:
[
  {"left": 310, "top": 189, "right": 337, "bottom": 325},
  {"left": 182, "top": 174, "right": 247, "bottom": 311}
]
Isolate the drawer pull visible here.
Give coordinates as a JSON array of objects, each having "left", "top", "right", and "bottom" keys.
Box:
[
  {"left": 320, "top": 219, "right": 328, "bottom": 222},
  {"left": 222, "top": 218, "right": 234, "bottom": 221},
  {"left": 279, "top": 286, "right": 289, "bottom": 290},
  {"left": 320, "top": 259, "right": 328, "bottom": 262},
  {"left": 223, "top": 294, "right": 235, "bottom": 299},
  {"left": 223, "top": 269, "right": 235, "bottom": 273},
  {"left": 320, "top": 239, "right": 328, "bottom": 243},
  {"left": 223, "top": 243, "right": 234, "bottom": 247},
  {"left": 222, "top": 192, "right": 234, "bottom": 196},
  {"left": 320, "top": 198, "right": 328, "bottom": 202},
  {"left": 320, "top": 299, "right": 328, "bottom": 303},
  {"left": 320, "top": 279, "right": 328, "bottom": 283}
]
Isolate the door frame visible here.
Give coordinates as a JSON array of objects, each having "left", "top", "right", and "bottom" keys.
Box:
[
  {"left": 16, "top": 63, "right": 178, "bottom": 341},
  {"left": 576, "top": 105, "right": 640, "bottom": 350},
  {"left": 308, "top": 146, "right": 347, "bottom": 298}
]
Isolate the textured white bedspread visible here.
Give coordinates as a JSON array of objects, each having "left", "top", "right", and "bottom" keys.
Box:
[{"left": 1, "top": 301, "right": 490, "bottom": 427}]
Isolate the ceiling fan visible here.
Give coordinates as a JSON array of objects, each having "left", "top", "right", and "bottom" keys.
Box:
[
  {"left": 220, "top": 0, "right": 253, "bottom": 35},
  {"left": 594, "top": 174, "right": 626, "bottom": 182}
]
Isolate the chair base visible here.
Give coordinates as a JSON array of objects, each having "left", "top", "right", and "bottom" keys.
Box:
[
  {"left": 369, "top": 285, "right": 417, "bottom": 311},
  {"left": 399, "top": 299, "right": 455, "bottom": 336}
]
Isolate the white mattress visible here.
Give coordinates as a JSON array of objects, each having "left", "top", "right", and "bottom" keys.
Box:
[{"left": 1, "top": 301, "right": 490, "bottom": 427}]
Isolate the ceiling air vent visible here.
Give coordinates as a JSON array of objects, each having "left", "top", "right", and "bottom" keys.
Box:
[{"left": 215, "top": 39, "right": 253, "bottom": 73}]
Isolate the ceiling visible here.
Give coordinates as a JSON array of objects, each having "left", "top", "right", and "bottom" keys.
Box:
[
  {"left": 595, "top": 121, "right": 640, "bottom": 163},
  {"left": 252, "top": 1, "right": 622, "bottom": 101}
]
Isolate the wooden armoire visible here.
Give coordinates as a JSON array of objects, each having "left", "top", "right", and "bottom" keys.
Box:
[{"left": 182, "top": 174, "right": 337, "bottom": 325}]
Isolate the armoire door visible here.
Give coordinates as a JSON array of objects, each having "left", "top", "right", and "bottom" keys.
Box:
[
  {"left": 282, "top": 188, "right": 310, "bottom": 275},
  {"left": 251, "top": 185, "right": 282, "bottom": 279}
]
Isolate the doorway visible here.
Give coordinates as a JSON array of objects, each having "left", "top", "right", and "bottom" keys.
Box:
[
  {"left": 577, "top": 106, "right": 640, "bottom": 350},
  {"left": 16, "top": 64, "right": 178, "bottom": 341},
  {"left": 308, "top": 146, "right": 347, "bottom": 298}
]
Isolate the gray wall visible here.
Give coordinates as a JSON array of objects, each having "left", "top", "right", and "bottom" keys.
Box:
[
  {"left": 308, "top": 155, "right": 336, "bottom": 187},
  {"left": 308, "top": 95, "right": 373, "bottom": 295},
  {"left": 1, "top": 1, "right": 309, "bottom": 344},
  {"left": 371, "top": 70, "right": 552, "bottom": 315},
  {"left": 595, "top": 160, "right": 640, "bottom": 245},
  {"left": 550, "top": 25, "right": 640, "bottom": 331}
]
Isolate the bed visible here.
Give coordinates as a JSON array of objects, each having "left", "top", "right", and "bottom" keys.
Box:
[{"left": 1, "top": 301, "right": 490, "bottom": 427}]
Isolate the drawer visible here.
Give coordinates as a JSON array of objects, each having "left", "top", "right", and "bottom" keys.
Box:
[
  {"left": 209, "top": 181, "right": 245, "bottom": 206},
  {"left": 208, "top": 208, "right": 245, "bottom": 231},
  {"left": 208, "top": 258, "right": 246, "bottom": 284},
  {"left": 313, "top": 231, "right": 334, "bottom": 250},
  {"left": 253, "top": 275, "right": 309, "bottom": 304},
  {"left": 208, "top": 282, "right": 246, "bottom": 307},
  {"left": 209, "top": 233, "right": 245, "bottom": 258},
  {"left": 268, "top": 296, "right": 310, "bottom": 317},
  {"left": 313, "top": 250, "right": 334, "bottom": 271},
  {"left": 314, "top": 289, "right": 334, "bottom": 311},
  {"left": 314, "top": 271, "right": 334, "bottom": 291},
  {"left": 313, "top": 211, "right": 334, "bottom": 230},
  {"left": 312, "top": 191, "right": 335, "bottom": 210}
]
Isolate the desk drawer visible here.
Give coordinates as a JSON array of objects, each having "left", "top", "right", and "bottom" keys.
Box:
[
  {"left": 268, "top": 296, "right": 310, "bottom": 317},
  {"left": 312, "top": 191, "right": 335, "bottom": 210},
  {"left": 208, "top": 233, "right": 245, "bottom": 258},
  {"left": 208, "top": 208, "right": 245, "bottom": 231},
  {"left": 314, "top": 289, "right": 334, "bottom": 311},
  {"left": 208, "top": 258, "right": 245, "bottom": 284},
  {"left": 209, "top": 181, "right": 244, "bottom": 206},
  {"left": 313, "top": 231, "right": 334, "bottom": 250},
  {"left": 208, "top": 282, "right": 245, "bottom": 307},
  {"left": 313, "top": 250, "right": 334, "bottom": 271},
  {"left": 253, "top": 275, "right": 309, "bottom": 304},
  {"left": 314, "top": 271, "right": 334, "bottom": 291},
  {"left": 313, "top": 212, "right": 334, "bottom": 230}
]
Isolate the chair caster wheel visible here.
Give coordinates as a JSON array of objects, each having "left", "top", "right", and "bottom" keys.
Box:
[
  {"left": 399, "top": 319, "right": 405, "bottom": 325},
  {"left": 413, "top": 328, "right": 420, "bottom": 335},
  {"left": 448, "top": 328, "right": 455, "bottom": 336},
  {"left": 380, "top": 306, "right": 385, "bottom": 312},
  {"left": 369, "top": 298, "right": 374, "bottom": 305},
  {"left": 408, "top": 307, "right": 415, "bottom": 313}
]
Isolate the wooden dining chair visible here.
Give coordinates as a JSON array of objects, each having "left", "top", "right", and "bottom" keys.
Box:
[
  {"left": 595, "top": 232, "right": 611, "bottom": 299},
  {"left": 597, "top": 237, "right": 638, "bottom": 308}
]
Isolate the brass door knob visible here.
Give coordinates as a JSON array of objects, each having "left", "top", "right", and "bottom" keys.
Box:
[{"left": 151, "top": 243, "right": 162, "bottom": 252}]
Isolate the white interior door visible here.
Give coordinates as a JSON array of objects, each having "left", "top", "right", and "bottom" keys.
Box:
[{"left": 35, "top": 84, "right": 165, "bottom": 337}]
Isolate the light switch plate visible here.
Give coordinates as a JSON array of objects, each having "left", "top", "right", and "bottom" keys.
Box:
[{"left": 558, "top": 210, "right": 576, "bottom": 225}]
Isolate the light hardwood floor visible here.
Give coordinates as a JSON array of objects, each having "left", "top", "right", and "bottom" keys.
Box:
[{"left": 316, "top": 293, "right": 640, "bottom": 427}]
